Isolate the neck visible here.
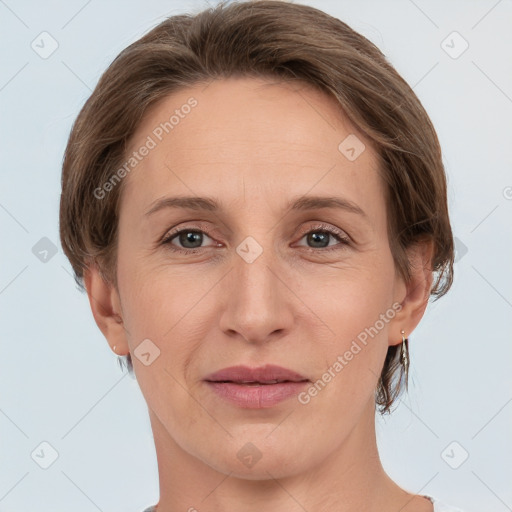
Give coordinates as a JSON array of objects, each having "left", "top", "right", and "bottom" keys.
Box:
[{"left": 148, "top": 399, "right": 417, "bottom": 512}]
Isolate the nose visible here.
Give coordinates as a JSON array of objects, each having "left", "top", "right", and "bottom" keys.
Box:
[{"left": 218, "top": 243, "right": 295, "bottom": 345}]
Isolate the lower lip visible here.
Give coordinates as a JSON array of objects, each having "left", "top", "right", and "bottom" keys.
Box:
[{"left": 205, "top": 381, "right": 309, "bottom": 408}]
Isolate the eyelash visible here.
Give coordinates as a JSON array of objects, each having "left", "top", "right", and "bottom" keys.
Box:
[{"left": 161, "top": 222, "right": 351, "bottom": 255}]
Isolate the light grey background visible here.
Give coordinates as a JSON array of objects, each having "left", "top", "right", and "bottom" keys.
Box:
[{"left": 1, "top": 1, "right": 511, "bottom": 511}]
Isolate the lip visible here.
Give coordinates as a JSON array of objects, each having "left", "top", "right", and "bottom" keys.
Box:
[
  {"left": 204, "top": 365, "right": 309, "bottom": 409},
  {"left": 204, "top": 364, "right": 309, "bottom": 384}
]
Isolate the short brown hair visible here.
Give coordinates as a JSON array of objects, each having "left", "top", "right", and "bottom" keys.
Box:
[{"left": 59, "top": 0, "right": 454, "bottom": 414}]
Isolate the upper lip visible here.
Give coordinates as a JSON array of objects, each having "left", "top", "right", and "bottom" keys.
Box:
[{"left": 204, "top": 364, "right": 309, "bottom": 384}]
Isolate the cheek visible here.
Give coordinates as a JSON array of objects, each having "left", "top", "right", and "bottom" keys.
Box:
[
  {"left": 308, "top": 260, "right": 395, "bottom": 399},
  {"left": 315, "top": 257, "right": 395, "bottom": 337},
  {"left": 117, "top": 257, "right": 218, "bottom": 387},
  {"left": 119, "top": 268, "right": 198, "bottom": 348},
  {"left": 116, "top": 267, "right": 206, "bottom": 423},
  {"left": 117, "top": 239, "right": 194, "bottom": 330}
]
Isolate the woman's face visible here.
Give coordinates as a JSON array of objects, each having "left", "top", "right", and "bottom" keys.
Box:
[{"left": 110, "top": 77, "right": 410, "bottom": 478}]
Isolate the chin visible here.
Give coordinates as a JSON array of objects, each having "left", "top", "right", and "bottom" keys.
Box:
[{"left": 200, "top": 435, "right": 315, "bottom": 481}]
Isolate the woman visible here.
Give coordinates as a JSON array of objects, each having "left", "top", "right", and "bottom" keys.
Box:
[{"left": 59, "top": 1, "right": 462, "bottom": 510}]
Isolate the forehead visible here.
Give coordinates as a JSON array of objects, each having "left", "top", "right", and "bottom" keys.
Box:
[{"left": 121, "top": 77, "right": 385, "bottom": 221}]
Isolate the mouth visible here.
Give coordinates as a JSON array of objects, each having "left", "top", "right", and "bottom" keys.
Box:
[
  {"left": 210, "top": 380, "right": 307, "bottom": 385},
  {"left": 203, "top": 365, "right": 310, "bottom": 408},
  {"left": 204, "top": 364, "right": 310, "bottom": 384}
]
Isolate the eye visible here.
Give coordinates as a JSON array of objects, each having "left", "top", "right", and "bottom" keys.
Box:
[
  {"left": 161, "top": 222, "right": 351, "bottom": 255},
  {"left": 295, "top": 223, "right": 350, "bottom": 252},
  {"left": 162, "top": 228, "right": 217, "bottom": 253}
]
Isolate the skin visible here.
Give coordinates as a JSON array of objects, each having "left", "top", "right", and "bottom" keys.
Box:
[{"left": 85, "top": 77, "right": 434, "bottom": 512}]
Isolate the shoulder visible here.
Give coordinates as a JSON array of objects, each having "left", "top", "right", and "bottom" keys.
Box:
[
  {"left": 141, "top": 500, "right": 468, "bottom": 512},
  {"left": 141, "top": 500, "right": 467, "bottom": 512}
]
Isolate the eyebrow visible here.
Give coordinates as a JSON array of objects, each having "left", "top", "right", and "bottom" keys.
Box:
[{"left": 144, "top": 195, "right": 368, "bottom": 220}]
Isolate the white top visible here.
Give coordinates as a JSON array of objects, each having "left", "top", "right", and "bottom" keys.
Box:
[
  {"left": 142, "top": 496, "right": 465, "bottom": 511},
  {"left": 427, "top": 496, "right": 465, "bottom": 511}
]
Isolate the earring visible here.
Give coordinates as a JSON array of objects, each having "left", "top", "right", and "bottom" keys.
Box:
[
  {"left": 400, "top": 329, "right": 409, "bottom": 375},
  {"left": 113, "top": 345, "right": 117, "bottom": 354}
]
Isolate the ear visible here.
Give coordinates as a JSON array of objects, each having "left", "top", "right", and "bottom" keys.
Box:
[
  {"left": 389, "top": 238, "right": 434, "bottom": 346},
  {"left": 83, "top": 265, "right": 129, "bottom": 355}
]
